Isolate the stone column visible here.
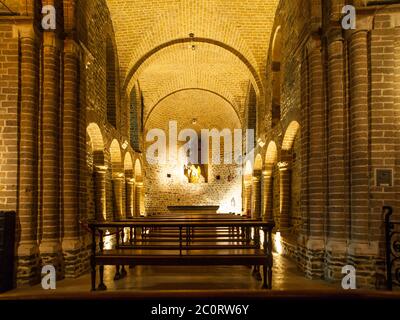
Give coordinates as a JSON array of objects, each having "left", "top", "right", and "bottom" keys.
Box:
[
  {"left": 113, "top": 176, "right": 124, "bottom": 220},
  {"left": 327, "top": 34, "right": 347, "bottom": 240},
  {"left": 349, "top": 30, "right": 370, "bottom": 241},
  {"left": 125, "top": 178, "right": 135, "bottom": 218},
  {"left": 300, "top": 50, "right": 310, "bottom": 240},
  {"left": 262, "top": 170, "right": 274, "bottom": 221},
  {"left": 278, "top": 161, "right": 290, "bottom": 230},
  {"left": 326, "top": 31, "right": 348, "bottom": 280},
  {"left": 307, "top": 41, "right": 325, "bottom": 241},
  {"left": 94, "top": 166, "right": 107, "bottom": 221},
  {"left": 39, "top": 30, "right": 62, "bottom": 267},
  {"left": 135, "top": 182, "right": 143, "bottom": 217},
  {"left": 251, "top": 173, "right": 262, "bottom": 219},
  {"left": 62, "top": 38, "right": 82, "bottom": 276},
  {"left": 243, "top": 181, "right": 252, "bottom": 217},
  {"left": 17, "top": 24, "right": 40, "bottom": 285}
]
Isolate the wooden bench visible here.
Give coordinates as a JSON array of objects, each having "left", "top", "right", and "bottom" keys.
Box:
[{"left": 89, "top": 220, "right": 275, "bottom": 291}]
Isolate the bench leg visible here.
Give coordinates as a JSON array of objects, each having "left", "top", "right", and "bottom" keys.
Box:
[
  {"left": 98, "top": 265, "right": 107, "bottom": 291},
  {"left": 114, "top": 265, "right": 121, "bottom": 280},
  {"left": 268, "top": 266, "right": 273, "bottom": 289},
  {"left": 253, "top": 265, "right": 262, "bottom": 281},
  {"left": 121, "top": 265, "right": 127, "bottom": 278},
  {"left": 262, "top": 265, "right": 268, "bottom": 289},
  {"left": 90, "top": 257, "right": 96, "bottom": 291}
]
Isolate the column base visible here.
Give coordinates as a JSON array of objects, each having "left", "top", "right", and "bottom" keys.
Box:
[
  {"left": 16, "top": 243, "right": 41, "bottom": 286},
  {"left": 347, "top": 240, "right": 383, "bottom": 289},
  {"left": 325, "top": 240, "right": 347, "bottom": 281},
  {"left": 62, "top": 236, "right": 91, "bottom": 278},
  {"left": 39, "top": 241, "right": 64, "bottom": 280},
  {"left": 297, "top": 237, "right": 325, "bottom": 280}
]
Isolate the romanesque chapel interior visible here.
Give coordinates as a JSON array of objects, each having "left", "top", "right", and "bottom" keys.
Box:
[{"left": 1, "top": 0, "right": 400, "bottom": 301}]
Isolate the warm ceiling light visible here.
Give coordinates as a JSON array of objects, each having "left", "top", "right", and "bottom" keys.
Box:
[
  {"left": 192, "top": 118, "right": 198, "bottom": 125},
  {"left": 189, "top": 33, "right": 196, "bottom": 51}
]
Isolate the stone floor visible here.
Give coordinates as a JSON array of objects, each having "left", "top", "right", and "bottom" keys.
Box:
[{"left": 2, "top": 254, "right": 341, "bottom": 298}]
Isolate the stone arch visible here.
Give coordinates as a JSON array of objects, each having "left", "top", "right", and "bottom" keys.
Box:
[
  {"left": 134, "top": 158, "right": 143, "bottom": 182},
  {"left": 279, "top": 121, "right": 301, "bottom": 231},
  {"left": 254, "top": 154, "right": 263, "bottom": 172},
  {"left": 265, "top": 141, "right": 278, "bottom": 168},
  {"left": 109, "top": 139, "right": 123, "bottom": 175},
  {"left": 86, "top": 123, "right": 106, "bottom": 221},
  {"left": 271, "top": 26, "right": 282, "bottom": 127},
  {"left": 263, "top": 141, "right": 278, "bottom": 222},
  {"left": 124, "top": 152, "right": 134, "bottom": 177},
  {"left": 282, "top": 121, "right": 300, "bottom": 151},
  {"left": 244, "top": 160, "right": 253, "bottom": 179},
  {"left": 109, "top": 139, "right": 124, "bottom": 220},
  {"left": 134, "top": 158, "right": 145, "bottom": 216},
  {"left": 243, "top": 160, "right": 253, "bottom": 217},
  {"left": 87, "top": 122, "right": 105, "bottom": 167},
  {"left": 251, "top": 154, "right": 263, "bottom": 219},
  {"left": 124, "top": 152, "right": 135, "bottom": 218}
]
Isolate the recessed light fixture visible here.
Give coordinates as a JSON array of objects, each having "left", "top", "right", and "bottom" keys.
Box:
[
  {"left": 192, "top": 118, "right": 198, "bottom": 125},
  {"left": 189, "top": 33, "right": 196, "bottom": 51}
]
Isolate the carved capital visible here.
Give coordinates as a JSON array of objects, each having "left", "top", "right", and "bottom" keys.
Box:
[
  {"left": 94, "top": 165, "right": 108, "bottom": 173},
  {"left": 277, "top": 161, "right": 290, "bottom": 171},
  {"left": 64, "top": 38, "right": 80, "bottom": 56}
]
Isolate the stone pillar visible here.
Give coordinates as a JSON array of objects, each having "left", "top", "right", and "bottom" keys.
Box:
[
  {"left": 17, "top": 24, "right": 40, "bottom": 285},
  {"left": 300, "top": 50, "right": 310, "bottom": 240},
  {"left": 326, "top": 31, "right": 348, "bottom": 280},
  {"left": 135, "top": 182, "right": 143, "bottom": 217},
  {"left": 349, "top": 30, "right": 370, "bottom": 241},
  {"left": 113, "top": 176, "right": 124, "bottom": 220},
  {"left": 327, "top": 35, "right": 347, "bottom": 240},
  {"left": 243, "top": 181, "right": 252, "bottom": 217},
  {"left": 278, "top": 161, "right": 290, "bottom": 230},
  {"left": 126, "top": 178, "right": 135, "bottom": 218},
  {"left": 307, "top": 41, "right": 325, "bottom": 241},
  {"left": 39, "top": 31, "right": 62, "bottom": 268},
  {"left": 300, "top": 40, "right": 326, "bottom": 279},
  {"left": 251, "top": 174, "right": 262, "bottom": 219},
  {"left": 94, "top": 166, "right": 107, "bottom": 221},
  {"left": 348, "top": 29, "right": 378, "bottom": 288},
  {"left": 262, "top": 170, "right": 274, "bottom": 221},
  {"left": 62, "top": 38, "right": 83, "bottom": 277}
]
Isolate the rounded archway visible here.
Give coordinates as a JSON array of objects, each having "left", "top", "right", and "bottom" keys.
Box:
[
  {"left": 134, "top": 158, "right": 145, "bottom": 216},
  {"left": 279, "top": 121, "right": 301, "bottom": 231},
  {"left": 265, "top": 141, "right": 278, "bottom": 167},
  {"left": 110, "top": 139, "right": 123, "bottom": 175},
  {"left": 263, "top": 141, "right": 278, "bottom": 222},
  {"left": 271, "top": 26, "right": 282, "bottom": 127},
  {"left": 282, "top": 121, "right": 300, "bottom": 151},
  {"left": 86, "top": 123, "right": 106, "bottom": 221}
]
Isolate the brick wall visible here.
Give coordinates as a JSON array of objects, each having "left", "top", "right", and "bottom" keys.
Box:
[{"left": 0, "top": 22, "right": 18, "bottom": 212}]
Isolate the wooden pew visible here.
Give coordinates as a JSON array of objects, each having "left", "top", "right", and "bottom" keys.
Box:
[{"left": 89, "top": 220, "right": 274, "bottom": 291}]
